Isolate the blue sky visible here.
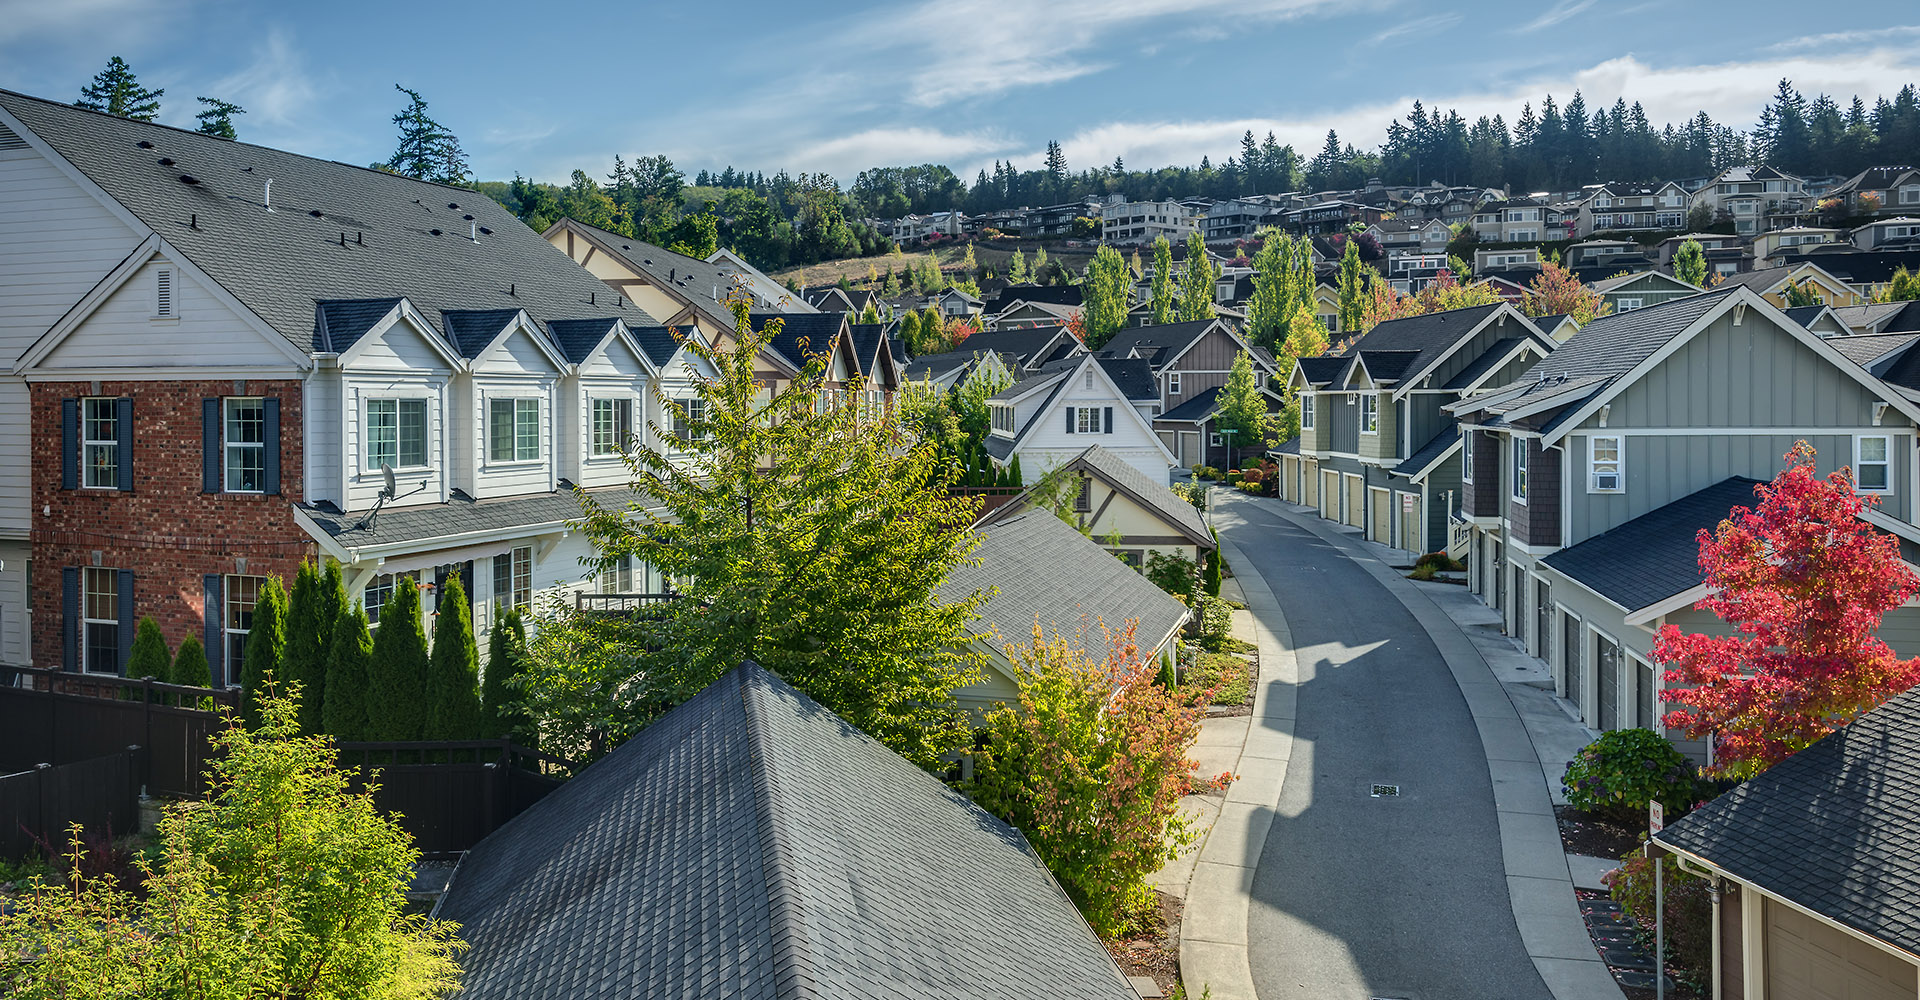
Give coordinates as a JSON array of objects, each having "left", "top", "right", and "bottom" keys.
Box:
[{"left": 2, "top": 0, "right": 1917, "bottom": 185}]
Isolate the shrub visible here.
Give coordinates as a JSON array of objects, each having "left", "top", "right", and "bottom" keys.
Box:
[
  {"left": 1204, "top": 530, "right": 1223, "bottom": 597},
  {"left": 482, "top": 604, "right": 534, "bottom": 744},
  {"left": 1606, "top": 852, "right": 1713, "bottom": 989},
  {"left": 968, "top": 623, "right": 1211, "bottom": 937},
  {"left": 322, "top": 602, "right": 373, "bottom": 742},
  {"left": 1225, "top": 470, "right": 1243, "bottom": 486},
  {"left": 367, "top": 577, "right": 429, "bottom": 741},
  {"left": 170, "top": 635, "right": 210, "bottom": 689},
  {"left": 1190, "top": 465, "right": 1206, "bottom": 479},
  {"left": 424, "top": 574, "right": 482, "bottom": 740},
  {"left": 1144, "top": 551, "right": 1199, "bottom": 598},
  {"left": 1409, "top": 562, "right": 1438, "bottom": 581},
  {"left": 1191, "top": 594, "right": 1234, "bottom": 652},
  {"left": 240, "top": 576, "right": 288, "bottom": 729},
  {"left": 1240, "top": 467, "right": 1263, "bottom": 485},
  {"left": 127, "top": 616, "right": 170, "bottom": 681},
  {"left": 1561, "top": 728, "right": 1698, "bottom": 820},
  {"left": 1237, "top": 481, "right": 1262, "bottom": 493}
]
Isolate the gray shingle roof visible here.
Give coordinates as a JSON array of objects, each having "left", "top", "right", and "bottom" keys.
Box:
[
  {"left": 437, "top": 662, "right": 1137, "bottom": 1000},
  {"left": 1159, "top": 385, "right": 1222, "bottom": 423},
  {"left": 1392, "top": 426, "right": 1461, "bottom": 479},
  {"left": 1357, "top": 349, "right": 1424, "bottom": 384},
  {"left": 561, "top": 220, "right": 742, "bottom": 328},
  {"left": 1097, "top": 357, "right": 1158, "bottom": 401},
  {"left": 1070, "top": 443, "right": 1209, "bottom": 543},
  {"left": 299, "top": 487, "right": 633, "bottom": 551},
  {"left": 1440, "top": 336, "right": 1529, "bottom": 390},
  {"left": 751, "top": 312, "right": 845, "bottom": 371},
  {"left": 1826, "top": 331, "right": 1920, "bottom": 368},
  {"left": 1296, "top": 355, "right": 1350, "bottom": 386},
  {"left": 965, "top": 326, "right": 1074, "bottom": 370},
  {"left": 543, "top": 317, "right": 622, "bottom": 364},
  {"left": 440, "top": 309, "right": 526, "bottom": 359},
  {"left": 1541, "top": 478, "right": 1761, "bottom": 612},
  {"left": 0, "top": 90, "right": 660, "bottom": 351},
  {"left": 313, "top": 298, "right": 403, "bottom": 353},
  {"left": 1096, "top": 319, "right": 1221, "bottom": 367},
  {"left": 902, "top": 348, "right": 984, "bottom": 381},
  {"left": 1656, "top": 683, "right": 1920, "bottom": 958},
  {"left": 942, "top": 510, "right": 1190, "bottom": 658},
  {"left": 627, "top": 325, "right": 684, "bottom": 367}
]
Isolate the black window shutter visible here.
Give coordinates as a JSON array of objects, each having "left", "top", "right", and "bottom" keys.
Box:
[
  {"left": 61, "top": 399, "right": 77, "bottom": 490},
  {"left": 115, "top": 397, "right": 133, "bottom": 491},
  {"left": 62, "top": 567, "right": 78, "bottom": 672},
  {"left": 202, "top": 399, "right": 220, "bottom": 493},
  {"left": 204, "top": 575, "right": 224, "bottom": 687},
  {"left": 1065, "top": 409, "right": 1075, "bottom": 434},
  {"left": 117, "top": 569, "right": 135, "bottom": 673},
  {"left": 1104, "top": 407, "right": 1114, "bottom": 433},
  {"left": 263, "top": 397, "right": 282, "bottom": 495}
]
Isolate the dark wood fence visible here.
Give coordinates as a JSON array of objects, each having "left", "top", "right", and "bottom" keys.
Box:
[
  {"left": 0, "top": 667, "right": 236, "bottom": 798},
  {"left": 0, "top": 746, "right": 143, "bottom": 858},
  {"left": 953, "top": 485, "right": 1023, "bottom": 518},
  {"left": 334, "top": 741, "right": 570, "bottom": 858}
]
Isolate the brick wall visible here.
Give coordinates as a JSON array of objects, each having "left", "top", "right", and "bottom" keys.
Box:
[{"left": 30, "top": 380, "right": 313, "bottom": 672}]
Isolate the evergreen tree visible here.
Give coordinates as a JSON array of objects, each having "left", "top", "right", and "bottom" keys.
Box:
[
  {"left": 1009, "top": 249, "right": 1029, "bottom": 283},
  {"left": 899, "top": 310, "right": 923, "bottom": 355},
  {"left": 482, "top": 605, "right": 534, "bottom": 744},
  {"left": 75, "top": 56, "right": 163, "bottom": 121},
  {"left": 193, "top": 97, "right": 245, "bottom": 139},
  {"left": 1337, "top": 237, "right": 1368, "bottom": 338},
  {"left": 1008, "top": 453, "right": 1024, "bottom": 486},
  {"left": 171, "top": 634, "right": 210, "bottom": 689},
  {"left": 423, "top": 575, "right": 482, "bottom": 740},
  {"left": 1204, "top": 528, "right": 1223, "bottom": 597},
  {"left": 385, "top": 85, "right": 469, "bottom": 186},
  {"left": 128, "top": 616, "right": 171, "bottom": 680},
  {"left": 920, "top": 306, "right": 946, "bottom": 352},
  {"left": 1673, "top": 238, "right": 1709, "bottom": 288},
  {"left": 859, "top": 301, "right": 882, "bottom": 324},
  {"left": 240, "top": 577, "right": 288, "bottom": 729},
  {"left": 366, "top": 577, "right": 429, "bottom": 740},
  {"left": 1179, "top": 232, "right": 1217, "bottom": 322},
  {"left": 322, "top": 602, "right": 373, "bottom": 742},
  {"left": 283, "top": 562, "right": 333, "bottom": 734},
  {"left": 1878, "top": 267, "right": 1920, "bottom": 302},
  {"left": 1150, "top": 237, "right": 1176, "bottom": 325}
]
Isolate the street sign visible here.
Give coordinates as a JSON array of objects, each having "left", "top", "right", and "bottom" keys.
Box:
[{"left": 1649, "top": 800, "right": 1664, "bottom": 837}]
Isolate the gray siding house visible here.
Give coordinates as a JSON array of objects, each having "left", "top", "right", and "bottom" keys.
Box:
[
  {"left": 1447, "top": 286, "right": 1920, "bottom": 761},
  {"left": 1274, "top": 303, "right": 1553, "bottom": 555}
]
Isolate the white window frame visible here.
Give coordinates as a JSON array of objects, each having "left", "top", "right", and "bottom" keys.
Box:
[
  {"left": 494, "top": 545, "right": 533, "bottom": 611},
  {"left": 489, "top": 397, "right": 542, "bottom": 464},
  {"left": 1856, "top": 434, "right": 1892, "bottom": 493},
  {"left": 364, "top": 398, "right": 428, "bottom": 471},
  {"left": 1461, "top": 431, "right": 1474, "bottom": 483},
  {"left": 363, "top": 570, "right": 419, "bottom": 627},
  {"left": 1511, "top": 438, "right": 1528, "bottom": 502},
  {"left": 1360, "top": 394, "right": 1379, "bottom": 435},
  {"left": 1300, "top": 393, "right": 1315, "bottom": 431},
  {"left": 82, "top": 566, "right": 120, "bottom": 675},
  {"left": 81, "top": 396, "right": 119, "bottom": 489},
  {"left": 1168, "top": 372, "right": 1181, "bottom": 395},
  {"left": 223, "top": 574, "right": 265, "bottom": 687},
  {"left": 672, "top": 397, "right": 707, "bottom": 444},
  {"left": 1615, "top": 297, "right": 1643, "bottom": 312},
  {"left": 1589, "top": 435, "right": 1623, "bottom": 493},
  {"left": 1075, "top": 406, "right": 1103, "bottom": 434},
  {"left": 223, "top": 397, "right": 266, "bottom": 493},
  {"left": 990, "top": 403, "right": 1015, "bottom": 435},
  {"left": 589, "top": 397, "right": 633, "bottom": 457}
]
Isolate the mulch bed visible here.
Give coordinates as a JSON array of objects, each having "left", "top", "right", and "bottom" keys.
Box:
[
  {"left": 1108, "top": 890, "right": 1181, "bottom": 996},
  {"left": 1557, "top": 804, "right": 1647, "bottom": 861}
]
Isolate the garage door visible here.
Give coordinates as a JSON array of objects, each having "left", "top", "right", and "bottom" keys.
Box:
[
  {"left": 1304, "top": 461, "right": 1319, "bottom": 508},
  {"left": 1368, "top": 487, "right": 1391, "bottom": 544},
  {"left": 1597, "top": 635, "right": 1620, "bottom": 730},
  {"left": 1398, "top": 492, "right": 1421, "bottom": 553},
  {"left": 1344, "top": 475, "right": 1365, "bottom": 528},
  {"left": 1319, "top": 470, "right": 1338, "bottom": 520},
  {"left": 1768, "top": 898, "right": 1918, "bottom": 1000},
  {"left": 1180, "top": 432, "right": 1201, "bottom": 467}
]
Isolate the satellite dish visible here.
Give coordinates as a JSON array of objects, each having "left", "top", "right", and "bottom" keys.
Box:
[{"left": 381, "top": 462, "right": 398, "bottom": 500}]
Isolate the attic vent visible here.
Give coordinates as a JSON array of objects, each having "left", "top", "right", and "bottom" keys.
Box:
[
  {"left": 155, "top": 268, "right": 174, "bottom": 317},
  {"left": 478, "top": 227, "right": 492, "bottom": 235},
  {"left": 0, "top": 124, "right": 26, "bottom": 152},
  {"left": 462, "top": 214, "right": 474, "bottom": 221},
  {"left": 309, "top": 209, "right": 324, "bottom": 218},
  {"left": 446, "top": 202, "right": 459, "bottom": 209}
]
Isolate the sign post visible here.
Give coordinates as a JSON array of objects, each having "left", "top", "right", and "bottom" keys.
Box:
[{"left": 1650, "top": 801, "right": 1665, "bottom": 1000}]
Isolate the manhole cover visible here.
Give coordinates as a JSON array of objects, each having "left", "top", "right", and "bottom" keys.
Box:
[{"left": 1370, "top": 783, "right": 1400, "bottom": 797}]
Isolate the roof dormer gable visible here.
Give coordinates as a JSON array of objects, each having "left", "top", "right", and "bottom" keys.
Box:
[
  {"left": 468, "top": 311, "right": 567, "bottom": 375},
  {"left": 332, "top": 297, "right": 460, "bottom": 373}
]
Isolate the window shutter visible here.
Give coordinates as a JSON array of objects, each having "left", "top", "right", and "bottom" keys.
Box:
[
  {"left": 204, "top": 575, "right": 224, "bottom": 687},
  {"left": 263, "top": 397, "right": 282, "bottom": 495},
  {"left": 1103, "top": 407, "right": 1114, "bottom": 433},
  {"left": 115, "top": 397, "right": 133, "bottom": 491},
  {"left": 202, "top": 399, "right": 220, "bottom": 493},
  {"left": 117, "top": 569, "right": 135, "bottom": 672},
  {"left": 61, "top": 399, "right": 77, "bottom": 490},
  {"left": 62, "top": 567, "right": 78, "bottom": 672},
  {"left": 1065, "top": 409, "right": 1075, "bottom": 434}
]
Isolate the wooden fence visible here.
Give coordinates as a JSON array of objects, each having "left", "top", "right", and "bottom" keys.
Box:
[
  {"left": 0, "top": 746, "right": 142, "bottom": 858},
  {"left": 333, "top": 741, "right": 571, "bottom": 858},
  {"left": 0, "top": 667, "right": 237, "bottom": 798}
]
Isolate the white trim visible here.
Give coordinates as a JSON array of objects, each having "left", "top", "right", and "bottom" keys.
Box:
[
  {"left": 1854, "top": 433, "right": 1893, "bottom": 494},
  {"left": 1562, "top": 426, "right": 1914, "bottom": 438},
  {"left": 1652, "top": 843, "right": 1920, "bottom": 968},
  {"left": 22, "top": 365, "right": 303, "bottom": 382},
  {"left": 1587, "top": 434, "right": 1623, "bottom": 493},
  {"left": 471, "top": 311, "right": 569, "bottom": 373},
  {"left": 1389, "top": 303, "right": 1542, "bottom": 400},
  {"left": 337, "top": 299, "right": 463, "bottom": 370}
]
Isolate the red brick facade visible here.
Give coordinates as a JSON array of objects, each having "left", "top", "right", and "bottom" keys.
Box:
[{"left": 30, "top": 380, "right": 313, "bottom": 673}]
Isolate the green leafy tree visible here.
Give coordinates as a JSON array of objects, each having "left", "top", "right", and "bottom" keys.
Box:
[
  {"left": 1214, "top": 351, "right": 1271, "bottom": 466},
  {"left": 858, "top": 300, "right": 882, "bottom": 324},
  {"left": 570, "top": 303, "right": 987, "bottom": 769},
  {"left": 1179, "top": 232, "right": 1217, "bottom": 322},
  {"left": 367, "top": 577, "right": 430, "bottom": 741},
  {"left": 1008, "top": 249, "right": 1029, "bottom": 283},
  {"left": 663, "top": 209, "right": 720, "bottom": 259},
  {"left": 171, "top": 634, "right": 211, "bottom": 689},
  {"left": 240, "top": 577, "right": 288, "bottom": 729},
  {"left": 1337, "top": 237, "right": 1368, "bottom": 340},
  {"left": 1081, "top": 244, "right": 1132, "bottom": 348},
  {"left": 1032, "top": 245, "right": 1050, "bottom": 283},
  {"left": 284, "top": 561, "right": 345, "bottom": 734},
  {"left": 323, "top": 602, "right": 374, "bottom": 741},
  {"left": 920, "top": 305, "right": 946, "bottom": 352},
  {"left": 385, "top": 85, "right": 468, "bottom": 186},
  {"left": 424, "top": 575, "right": 482, "bottom": 740},
  {"left": 74, "top": 56, "right": 162, "bottom": 121},
  {"left": 1150, "top": 237, "right": 1176, "bottom": 325},
  {"left": 127, "top": 616, "right": 170, "bottom": 680},
  {"left": 1879, "top": 266, "right": 1920, "bottom": 302},
  {"left": 1246, "top": 230, "right": 1296, "bottom": 349},
  {"left": 193, "top": 97, "right": 245, "bottom": 139},
  {"left": 1673, "top": 238, "right": 1709, "bottom": 288},
  {"left": 1782, "top": 278, "right": 1823, "bottom": 307},
  {"left": 482, "top": 605, "right": 534, "bottom": 744},
  {"left": 0, "top": 688, "right": 465, "bottom": 997}
]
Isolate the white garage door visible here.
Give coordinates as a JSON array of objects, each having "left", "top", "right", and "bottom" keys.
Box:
[{"left": 1768, "top": 898, "right": 1917, "bottom": 1000}]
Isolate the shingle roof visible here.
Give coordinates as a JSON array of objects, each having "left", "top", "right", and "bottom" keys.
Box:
[
  {"left": 313, "top": 298, "right": 404, "bottom": 353},
  {"left": 544, "top": 317, "right": 623, "bottom": 364},
  {"left": 942, "top": 510, "right": 1190, "bottom": 658},
  {"left": 0, "top": 90, "right": 659, "bottom": 352},
  {"left": 1269, "top": 436, "right": 1301, "bottom": 456},
  {"left": 902, "top": 349, "right": 982, "bottom": 381},
  {"left": 964, "top": 326, "right": 1073, "bottom": 369},
  {"left": 436, "top": 662, "right": 1138, "bottom": 1000},
  {"left": 1096, "top": 319, "right": 1221, "bottom": 367},
  {"left": 441, "top": 309, "right": 528, "bottom": 359},
  {"left": 1097, "top": 356, "right": 1158, "bottom": 401},
  {"left": 1334, "top": 302, "right": 1506, "bottom": 384},
  {"left": 847, "top": 322, "right": 888, "bottom": 376},
  {"left": 1296, "top": 355, "right": 1350, "bottom": 386},
  {"left": 1441, "top": 337, "right": 1529, "bottom": 390},
  {"left": 1540, "top": 477, "right": 1761, "bottom": 612},
  {"left": 1356, "top": 349, "right": 1424, "bottom": 384},
  {"left": 561, "top": 220, "right": 741, "bottom": 328},
  {"left": 1392, "top": 426, "right": 1462, "bottom": 479},
  {"left": 1826, "top": 331, "right": 1920, "bottom": 368},
  {"left": 627, "top": 325, "right": 685, "bottom": 367},
  {"left": 1071, "top": 443, "right": 1209, "bottom": 543},
  {"left": 751, "top": 312, "right": 845, "bottom": 371},
  {"left": 1655, "top": 683, "right": 1920, "bottom": 958},
  {"left": 1835, "top": 301, "right": 1920, "bottom": 335},
  {"left": 299, "top": 487, "right": 632, "bottom": 551},
  {"left": 1158, "top": 385, "right": 1223, "bottom": 422}
]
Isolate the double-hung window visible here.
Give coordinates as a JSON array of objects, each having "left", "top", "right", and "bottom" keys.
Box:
[
  {"left": 490, "top": 398, "right": 541, "bottom": 462},
  {"left": 1360, "top": 395, "right": 1379, "bottom": 435},
  {"left": 590, "top": 398, "right": 633, "bottom": 457},
  {"left": 224, "top": 575, "right": 264, "bottom": 684},
  {"left": 493, "top": 546, "right": 533, "bottom": 611},
  {"left": 1168, "top": 372, "right": 1181, "bottom": 395},
  {"left": 82, "top": 567, "right": 120, "bottom": 674},
  {"left": 1589, "top": 435, "right": 1622, "bottom": 493},
  {"left": 1300, "top": 394, "right": 1315, "bottom": 430},
  {"left": 1075, "top": 407, "right": 1103, "bottom": 434},
  {"left": 1857, "top": 435, "right": 1891, "bottom": 492},
  {"left": 82, "top": 397, "right": 119, "bottom": 488},
  {"left": 223, "top": 398, "right": 266, "bottom": 492},
  {"left": 1512, "top": 439, "right": 1529, "bottom": 501},
  {"left": 366, "top": 398, "right": 427, "bottom": 470},
  {"left": 672, "top": 398, "right": 707, "bottom": 443}
]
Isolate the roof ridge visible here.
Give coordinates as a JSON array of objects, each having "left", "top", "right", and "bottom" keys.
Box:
[{"left": 739, "top": 664, "right": 822, "bottom": 1000}]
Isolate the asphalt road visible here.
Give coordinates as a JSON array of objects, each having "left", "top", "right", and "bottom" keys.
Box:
[{"left": 1221, "top": 495, "right": 1551, "bottom": 1000}]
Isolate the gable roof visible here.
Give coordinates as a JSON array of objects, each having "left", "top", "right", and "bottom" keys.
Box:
[
  {"left": 942, "top": 510, "right": 1190, "bottom": 661},
  {"left": 544, "top": 317, "right": 628, "bottom": 365},
  {"left": 1094, "top": 356, "right": 1158, "bottom": 401},
  {"left": 1158, "top": 385, "right": 1224, "bottom": 423},
  {"left": 1591, "top": 270, "right": 1702, "bottom": 295},
  {"left": 1655, "top": 682, "right": 1920, "bottom": 960},
  {"left": 1095, "top": 319, "right": 1224, "bottom": 367},
  {"left": 441, "top": 309, "right": 530, "bottom": 359},
  {"left": 436, "top": 662, "right": 1137, "bottom": 1000},
  {"left": 313, "top": 298, "right": 405, "bottom": 354},
  {"left": 1047, "top": 443, "right": 1212, "bottom": 546},
  {"left": 965, "top": 325, "right": 1078, "bottom": 370},
  {"left": 751, "top": 312, "right": 848, "bottom": 372},
  {"left": 627, "top": 325, "right": 688, "bottom": 368},
  {"left": 903, "top": 348, "right": 988, "bottom": 381},
  {"left": 0, "top": 90, "right": 659, "bottom": 353},
  {"left": 1391, "top": 426, "right": 1462, "bottom": 480},
  {"left": 1714, "top": 262, "right": 1848, "bottom": 296},
  {"left": 1541, "top": 477, "right": 1761, "bottom": 613}
]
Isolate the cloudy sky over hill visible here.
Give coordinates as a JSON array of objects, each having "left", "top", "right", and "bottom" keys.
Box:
[{"left": 2, "top": 0, "right": 1916, "bottom": 183}]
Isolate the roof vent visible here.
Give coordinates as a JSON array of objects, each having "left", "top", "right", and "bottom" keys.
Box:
[
  {"left": 136, "top": 140, "right": 154, "bottom": 149},
  {"left": 462, "top": 214, "right": 474, "bottom": 221},
  {"left": 429, "top": 228, "right": 442, "bottom": 236},
  {"left": 446, "top": 202, "right": 459, "bottom": 209},
  {"left": 178, "top": 175, "right": 200, "bottom": 185},
  {"left": 478, "top": 226, "right": 492, "bottom": 235},
  {"left": 263, "top": 178, "right": 273, "bottom": 212},
  {"left": 157, "top": 157, "right": 174, "bottom": 166},
  {"left": 309, "top": 209, "right": 324, "bottom": 218}
]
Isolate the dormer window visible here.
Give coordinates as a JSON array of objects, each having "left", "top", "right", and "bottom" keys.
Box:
[
  {"left": 590, "top": 398, "right": 634, "bottom": 456},
  {"left": 991, "top": 403, "right": 1015, "bottom": 435},
  {"left": 1360, "top": 395, "right": 1378, "bottom": 435},
  {"left": 489, "top": 398, "right": 541, "bottom": 463},
  {"left": 366, "top": 398, "right": 427, "bottom": 470}
]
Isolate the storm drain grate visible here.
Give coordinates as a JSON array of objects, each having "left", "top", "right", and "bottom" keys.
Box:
[{"left": 1370, "top": 783, "right": 1400, "bottom": 798}]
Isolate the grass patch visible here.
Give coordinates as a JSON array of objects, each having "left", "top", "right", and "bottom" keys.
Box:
[{"left": 1183, "top": 652, "right": 1252, "bottom": 706}]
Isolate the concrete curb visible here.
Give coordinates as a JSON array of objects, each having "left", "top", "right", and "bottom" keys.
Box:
[
  {"left": 1265, "top": 504, "right": 1624, "bottom": 1000},
  {"left": 1175, "top": 498, "right": 1299, "bottom": 1000}
]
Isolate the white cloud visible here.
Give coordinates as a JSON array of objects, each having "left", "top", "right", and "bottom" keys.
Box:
[
  {"left": 0, "top": 0, "right": 168, "bottom": 44},
  {"left": 1763, "top": 24, "right": 1920, "bottom": 54},
  {"left": 1371, "top": 12, "right": 1461, "bottom": 46},
  {"left": 785, "top": 127, "right": 1018, "bottom": 179},
  {"left": 1516, "top": 0, "right": 1595, "bottom": 33},
  {"left": 203, "top": 29, "right": 318, "bottom": 126}
]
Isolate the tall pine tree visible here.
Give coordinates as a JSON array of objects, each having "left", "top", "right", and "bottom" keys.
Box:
[
  {"left": 322, "top": 602, "right": 374, "bottom": 741},
  {"left": 366, "top": 577, "right": 429, "bottom": 740},
  {"left": 385, "top": 86, "right": 469, "bottom": 186},
  {"left": 1179, "top": 232, "right": 1217, "bottom": 322},
  {"left": 240, "top": 577, "right": 289, "bottom": 729},
  {"left": 75, "top": 57, "right": 163, "bottom": 121},
  {"left": 1150, "top": 237, "right": 1176, "bottom": 326},
  {"left": 482, "top": 605, "right": 534, "bottom": 744},
  {"left": 424, "top": 575, "right": 482, "bottom": 740},
  {"left": 193, "top": 97, "right": 245, "bottom": 139}
]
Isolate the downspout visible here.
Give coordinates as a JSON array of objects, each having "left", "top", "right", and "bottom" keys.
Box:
[{"left": 1710, "top": 877, "right": 1722, "bottom": 1000}]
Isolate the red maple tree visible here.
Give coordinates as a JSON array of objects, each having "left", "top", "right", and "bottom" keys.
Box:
[{"left": 1656, "top": 442, "right": 1920, "bottom": 778}]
